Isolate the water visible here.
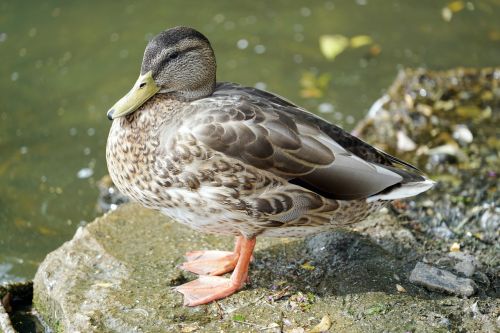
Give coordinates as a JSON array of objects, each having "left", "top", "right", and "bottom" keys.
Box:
[{"left": 1, "top": 0, "right": 499, "bottom": 282}]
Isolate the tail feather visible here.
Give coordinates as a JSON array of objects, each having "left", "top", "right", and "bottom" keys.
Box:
[{"left": 367, "top": 179, "right": 435, "bottom": 202}]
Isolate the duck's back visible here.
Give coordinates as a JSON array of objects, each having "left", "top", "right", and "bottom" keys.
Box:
[{"left": 181, "top": 82, "right": 433, "bottom": 201}]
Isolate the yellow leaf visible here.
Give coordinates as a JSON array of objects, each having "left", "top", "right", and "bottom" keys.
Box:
[
  {"left": 301, "top": 262, "right": 315, "bottom": 271},
  {"left": 299, "top": 71, "right": 331, "bottom": 99},
  {"left": 450, "top": 242, "right": 461, "bottom": 252},
  {"left": 350, "top": 35, "right": 373, "bottom": 48},
  {"left": 489, "top": 30, "right": 500, "bottom": 41},
  {"left": 448, "top": 0, "right": 465, "bottom": 12},
  {"left": 300, "top": 88, "right": 322, "bottom": 98},
  {"left": 319, "top": 35, "right": 349, "bottom": 60},
  {"left": 300, "top": 71, "right": 316, "bottom": 88},
  {"left": 308, "top": 315, "right": 332, "bottom": 333},
  {"left": 38, "top": 226, "right": 57, "bottom": 236},
  {"left": 442, "top": 1, "right": 464, "bottom": 22}
]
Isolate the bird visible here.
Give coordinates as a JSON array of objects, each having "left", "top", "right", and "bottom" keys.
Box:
[{"left": 106, "top": 26, "right": 434, "bottom": 306}]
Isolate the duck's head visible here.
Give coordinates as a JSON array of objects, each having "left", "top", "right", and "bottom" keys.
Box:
[{"left": 107, "top": 26, "right": 216, "bottom": 120}]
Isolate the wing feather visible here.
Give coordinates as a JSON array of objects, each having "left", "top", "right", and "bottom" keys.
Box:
[{"left": 180, "top": 82, "right": 423, "bottom": 200}]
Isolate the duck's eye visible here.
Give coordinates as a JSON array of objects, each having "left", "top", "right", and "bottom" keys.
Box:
[{"left": 168, "top": 51, "right": 179, "bottom": 60}]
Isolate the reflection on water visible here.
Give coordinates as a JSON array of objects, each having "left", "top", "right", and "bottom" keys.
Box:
[{"left": 0, "top": 0, "right": 499, "bottom": 281}]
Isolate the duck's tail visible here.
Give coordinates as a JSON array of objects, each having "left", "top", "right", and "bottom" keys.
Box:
[{"left": 366, "top": 165, "right": 435, "bottom": 202}]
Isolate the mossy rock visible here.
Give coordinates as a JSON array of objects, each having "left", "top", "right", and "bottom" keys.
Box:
[{"left": 33, "top": 203, "right": 498, "bottom": 332}]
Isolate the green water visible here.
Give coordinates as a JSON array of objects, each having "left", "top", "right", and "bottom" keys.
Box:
[{"left": 0, "top": 0, "right": 499, "bottom": 282}]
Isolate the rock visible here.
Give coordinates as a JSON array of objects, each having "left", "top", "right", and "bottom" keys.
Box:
[
  {"left": 0, "top": 299, "right": 15, "bottom": 333},
  {"left": 409, "top": 262, "right": 477, "bottom": 297},
  {"left": 448, "top": 252, "right": 480, "bottom": 277},
  {"left": 430, "top": 225, "right": 455, "bottom": 239},
  {"left": 34, "top": 204, "right": 498, "bottom": 332}
]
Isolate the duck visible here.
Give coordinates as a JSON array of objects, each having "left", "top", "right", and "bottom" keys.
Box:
[{"left": 106, "top": 26, "right": 434, "bottom": 306}]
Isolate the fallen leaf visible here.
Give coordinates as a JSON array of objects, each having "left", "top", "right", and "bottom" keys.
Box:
[
  {"left": 301, "top": 262, "right": 316, "bottom": 270},
  {"left": 319, "top": 35, "right": 349, "bottom": 60},
  {"left": 308, "top": 315, "right": 332, "bottom": 333},
  {"left": 442, "top": 1, "right": 464, "bottom": 21},
  {"left": 396, "top": 284, "right": 407, "bottom": 293},
  {"left": 450, "top": 242, "right": 461, "bottom": 252},
  {"left": 488, "top": 30, "right": 500, "bottom": 41},
  {"left": 181, "top": 324, "right": 199, "bottom": 333},
  {"left": 367, "top": 44, "right": 382, "bottom": 57},
  {"left": 350, "top": 35, "right": 373, "bottom": 48},
  {"left": 448, "top": 0, "right": 465, "bottom": 12},
  {"left": 38, "top": 226, "right": 57, "bottom": 236},
  {"left": 300, "top": 71, "right": 331, "bottom": 98}
]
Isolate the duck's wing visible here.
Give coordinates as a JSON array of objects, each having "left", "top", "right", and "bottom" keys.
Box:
[{"left": 181, "top": 82, "right": 429, "bottom": 200}]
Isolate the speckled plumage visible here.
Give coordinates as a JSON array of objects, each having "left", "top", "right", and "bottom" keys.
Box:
[
  {"left": 107, "top": 83, "right": 408, "bottom": 238},
  {"left": 105, "top": 27, "right": 434, "bottom": 306}
]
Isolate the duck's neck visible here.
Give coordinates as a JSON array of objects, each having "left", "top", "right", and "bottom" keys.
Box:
[
  {"left": 160, "top": 80, "right": 215, "bottom": 101},
  {"left": 119, "top": 95, "right": 184, "bottom": 127}
]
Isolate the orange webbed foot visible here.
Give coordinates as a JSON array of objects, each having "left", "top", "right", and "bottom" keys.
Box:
[
  {"left": 175, "top": 237, "right": 256, "bottom": 306},
  {"left": 175, "top": 275, "right": 241, "bottom": 306},
  {"left": 180, "top": 250, "right": 239, "bottom": 276}
]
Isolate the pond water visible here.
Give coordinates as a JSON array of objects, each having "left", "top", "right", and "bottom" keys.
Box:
[{"left": 1, "top": 0, "right": 499, "bottom": 282}]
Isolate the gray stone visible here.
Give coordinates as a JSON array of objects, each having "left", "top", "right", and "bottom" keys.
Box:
[
  {"left": 448, "top": 252, "right": 480, "bottom": 277},
  {"left": 409, "top": 262, "right": 477, "bottom": 297},
  {"left": 33, "top": 204, "right": 499, "bottom": 332}
]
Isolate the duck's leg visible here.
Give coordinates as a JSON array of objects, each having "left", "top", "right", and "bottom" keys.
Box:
[
  {"left": 180, "top": 236, "right": 243, "bottom": 276},
  {"left": 175, "top": 237, "right": 256, "bottom": 306}
]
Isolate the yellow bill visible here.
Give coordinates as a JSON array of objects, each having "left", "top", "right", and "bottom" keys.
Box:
[{"left": 107, "top": 71, "right": 160, "bottom": 120}]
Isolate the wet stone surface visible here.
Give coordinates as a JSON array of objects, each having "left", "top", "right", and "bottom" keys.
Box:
[
  {"left": 409, "top": 262, "right": 476, "bottom": 297},
  {"left": 32, "top": 204, "right": 500, "bottom": 332},
  {"left": 32, "top": 68, "right": 500, "bottom": 332}
]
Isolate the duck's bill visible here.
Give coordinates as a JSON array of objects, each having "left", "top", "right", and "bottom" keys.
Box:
[{"left": 106, "top": 71, "right": 160, "bottom": 120}]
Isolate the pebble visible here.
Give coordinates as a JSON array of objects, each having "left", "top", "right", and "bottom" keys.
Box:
[
  {"left": 396, "top": 284, "right": 407, "bottom": 293},
  {"left": 409, "top": 262, "right": 477, "bottom": 297},
  {"left": 452, "top": 124, "right": 473, "bottom": 144},
  {"left": 397, "top": 130, "right": 417, "bottom": 152},
  {"left": 431, "top": 225, "right": 455, "bottom": 239},
  {"left": 449, "top": 242, "right": 460, "bottom": 252},
  {"left": 448, "top": 252, "right": 479, "bottom": 277}
]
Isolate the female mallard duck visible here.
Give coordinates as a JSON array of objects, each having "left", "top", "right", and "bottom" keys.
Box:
[{"left": 106, "top": 26, "right": 434, "bottom": 306}]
